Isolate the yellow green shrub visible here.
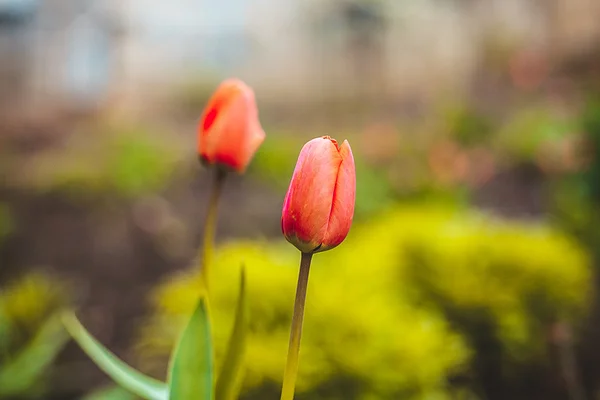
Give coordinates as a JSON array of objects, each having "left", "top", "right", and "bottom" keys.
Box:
[
  {"left": 388, "top": 207, "right": 590, "bottom": 360},
  {"left": 139, "top": 205, "right": 590, "bottom": 399}
]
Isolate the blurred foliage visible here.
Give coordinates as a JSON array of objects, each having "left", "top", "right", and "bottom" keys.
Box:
[
  {"left": 494, "top": 104, "right": 577, "bottom": 162},
  {"left": 247, "top": 133, "right": 299, "bottom": 189},
  {"left": 10, "top": 122, "right": 186, "bottom": 200},
  {"left": 443, "top": 105, "right": 494, "bottom": 147},
  {"left": 548, "top": 94, "right": 600, "bottom": 261},
  {"left": 172, "top": 76, "right": 222, "bottom": 119},
  {"left": 249, "top": 99, "right": 579, "bottom": 222},
  {"left": 0, "top": 273, "right": 69, "bottom": 398},
  {"left": 579, "top": 95, "right": 600, "bottom": 204},
  {"left": 398, "top": 210, "right": 589, "bottom": 363},
  {"left": 138, "top": 205, "right": 589, "bottom": 399}
]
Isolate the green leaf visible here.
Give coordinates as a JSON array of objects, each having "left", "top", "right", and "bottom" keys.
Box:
[
  {"left": 61, "top": 312, "right": 167, "bottom": 400},
  {"left": 167, "top": 297, "right": 213, "bottom": 400},
  {"left": 0, "top": 313, "right": 68, "bottom": 397},
  {"left": 216, "top": 267, "right": 248, "bottom": 400}
]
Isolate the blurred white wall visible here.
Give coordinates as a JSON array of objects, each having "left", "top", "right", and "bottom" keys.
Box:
[
  {"left": 1, "top": 0, "right": 599, "bottom": 118},
  {"left": 115, "top": 0, "right": 600, "bottom": 105}
]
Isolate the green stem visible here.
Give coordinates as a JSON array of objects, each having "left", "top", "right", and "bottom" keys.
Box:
[
  {"left": 198, "top": 168, "right": 227, "bottom": 293},
  {"left": 280, "top": 252, "right": 313, "bottom": 400}
]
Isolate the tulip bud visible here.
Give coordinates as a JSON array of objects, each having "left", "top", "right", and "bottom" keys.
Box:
[
  {"left": 281, "top": 136, "right": 356, "bottom": 253},
  {"left": 197, "top": 79, "right": 266, "bottom": 173}
]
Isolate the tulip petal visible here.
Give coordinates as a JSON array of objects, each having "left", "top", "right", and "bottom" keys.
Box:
[
  {"left": 198, "top": 79, "right": 243, "bottom": 162},
  {"left": 243, "top": 116, "right": 266, "bottom": 172},
  {"left": 320, "top": 140, "right": 356, "bottom": 251},
  {"left": 209, "top": 92, "right": 253, "bottom": 172},
  {"left": 282, "top": 137, "right": 342, "bottom": 252}
]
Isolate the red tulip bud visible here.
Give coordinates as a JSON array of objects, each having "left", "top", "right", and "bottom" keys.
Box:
[
  {"left": 197, "top": 79, "right": 266, "bottom": 173},
  {"left": 281, "top": 136, "right": 356, "bottom": 253}
]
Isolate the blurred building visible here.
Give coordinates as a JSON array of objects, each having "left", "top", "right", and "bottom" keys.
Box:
[
  {"left": 0, "top": 0, "right": 124, "bottom": 123},
  {"left": 0, "top": 0, "right": 599, "bottom": 120}
]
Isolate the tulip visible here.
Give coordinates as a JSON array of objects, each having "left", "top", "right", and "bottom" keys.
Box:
[
  {"left": 279, "top": 136, "right": 355, "bottom": 400},
  {"left": 281, "top": 136, "right": 356, "bottom": 254},
  {"left": 197, "top": 78, "right": 266, "bottom": 173},
  {"left": 196, "top": 79, "right": 265, "bottom": 293}
]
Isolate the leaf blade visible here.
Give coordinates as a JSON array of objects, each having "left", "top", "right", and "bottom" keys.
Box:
[
  {"left": 215, "top": 267, "right": 248, "bottom": 400},
  {"left": 167, "top": 297, "right": 213, "bottom": 400},
  {"left": 61, "top": 312, "right": 167, "bottom": 400}
]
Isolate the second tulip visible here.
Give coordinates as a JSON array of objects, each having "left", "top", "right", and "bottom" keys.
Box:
[
  {"left": 281, "top": 136, "right": 356, "bottom": 254},
  {"left": 197, "top": 79, "right": 265, "bottom": 173}
]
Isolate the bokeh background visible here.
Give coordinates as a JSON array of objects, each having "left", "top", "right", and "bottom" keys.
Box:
[{"left": 1, "top": 0, "right": 600, "bottom": 399}]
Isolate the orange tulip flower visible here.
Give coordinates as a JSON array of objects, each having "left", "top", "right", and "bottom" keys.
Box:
[
  {"left": 197, "top": 79, "right": 266, "bottom": 173},
  {"left": 281, "top": 136, "right": 356, "bottom": 253}
]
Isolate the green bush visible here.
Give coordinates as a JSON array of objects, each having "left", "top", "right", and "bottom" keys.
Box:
[
  {"left": 494, "top": 105, "right": 577, "bottom": 162},
  {"left": 0, "top": 273, "right": 69, "bottom": 398},
  {"left": 393, "top": 208, "right": 589, "bottom": 362},
  {"left": 550, "top": 94, "right": 600, "bottom": 246},
  {"left": 139, "top": 205, "right": 590, "bottom": 399},
  {"left": 15, "top": 122, "right": 186, "bottom": 200},
  {"left": 442, "top": 105, "right": 493, "bottom": 147}
]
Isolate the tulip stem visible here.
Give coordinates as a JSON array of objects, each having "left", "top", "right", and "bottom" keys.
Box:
[
  {"left": 280, "top": 252, "right": 313, "bottom": 400},
  {"left": 199, "top": 168, "right": 227, "bottom": 293}
]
